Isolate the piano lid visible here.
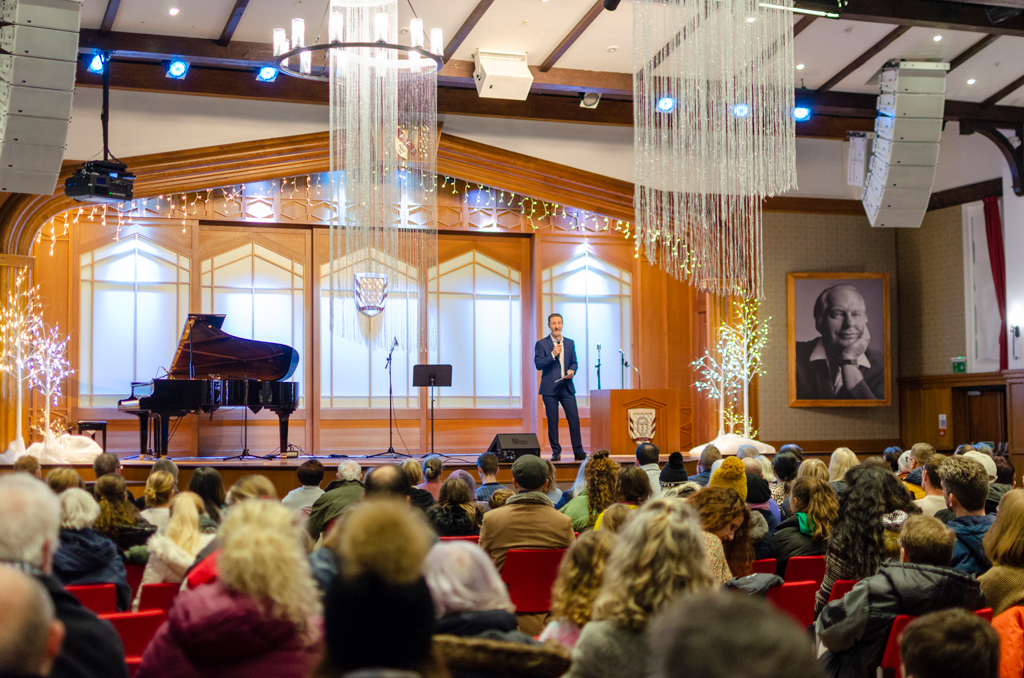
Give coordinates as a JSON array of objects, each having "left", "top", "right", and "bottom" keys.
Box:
[{"left": 169, "top": 314, "right": 299, "bottom": 381}]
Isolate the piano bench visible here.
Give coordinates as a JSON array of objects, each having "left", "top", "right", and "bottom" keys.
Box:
[{"left": 69, "top": 421, "right": 107, "bottom": 451}]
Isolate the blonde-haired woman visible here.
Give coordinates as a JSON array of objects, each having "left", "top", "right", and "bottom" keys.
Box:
[
  {"left": 136, "top": 500, "right": 321, "bottom": 678},
  {"left": 140, "top": 470, "right": 175, "bottom": 530},
  {"left": 829, "top": 447, "right": 859, "bottom": 495},
  {"left": 133, "top": 492, "right": 215, "bottom": 610},
  {"left": 565, "top": 499, "right": 715, "bottom": 678},
  {"left": 981, "top": 489, "right": 1024, "bottom": 615},
  {"left": 541, "top": 530, "right": 616, "bottom": 649}
]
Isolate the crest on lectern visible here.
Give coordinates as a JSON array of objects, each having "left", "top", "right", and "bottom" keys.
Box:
[{"left": 628, "top": 408, "right": 656, "bottom": 444}]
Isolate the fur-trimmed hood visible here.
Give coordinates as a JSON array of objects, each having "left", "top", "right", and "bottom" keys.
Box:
[
  {"left": 433, "top": 634, "right": 570, "bottom": 678},
  {"left": 147, "top": 533, "right": 215, "bottom": 578}
]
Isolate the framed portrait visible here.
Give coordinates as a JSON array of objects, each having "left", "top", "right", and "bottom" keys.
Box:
[{"left": 787, "top": 272, "right": 891, "bottom": 407}]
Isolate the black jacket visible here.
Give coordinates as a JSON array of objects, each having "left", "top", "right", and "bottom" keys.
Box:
[
  {"left": 427, "top": 505, "right": 482, "bottom": 537},
  {"left": 816, "top": 562, "right": 986, "bottom": 678},
  {"left": 773, "top": 516, "right": 827, "bottom": 577},
  {"left": 411, "top": 486, "right": 437, "bottom": 513},
  {"left": 436, "top": 610, "right": 535, "bottom": 644},
  {"left": 52, "top": 529, "right": 132, "bottom": 611}
]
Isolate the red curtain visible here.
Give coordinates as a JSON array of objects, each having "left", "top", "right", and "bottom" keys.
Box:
[{"left": 983, "top": 195, "right": 1007, "bottom": 370}]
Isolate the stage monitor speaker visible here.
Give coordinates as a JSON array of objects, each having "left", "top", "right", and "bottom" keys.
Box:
[
  {"left": 487, "top": 433, "right": 541, "bottom": 463},
  {"left": 472, "top": 50, "right": 534, "bottom": 101},
  {"left": 862, "top": 60, "right": 947, "bottom": 229}
]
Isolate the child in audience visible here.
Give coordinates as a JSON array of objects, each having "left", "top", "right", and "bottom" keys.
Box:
[
  {"left": 599, "top": 503, "right": 633, "bottom": 533},
  {"left": 900, "top": 609, "right": 999, "bottom": 678},
  {"left": 488, "top": 488, "right": 514, "bottom": 509},
  {"left": 281, "top": 459, "right": 325, "bottom": 514},
  {"left": 594, "top": 466, "right": 652, "bottom": 530},
  {"left": 541, "top": 530, "right": 616, "bottom": 649}
]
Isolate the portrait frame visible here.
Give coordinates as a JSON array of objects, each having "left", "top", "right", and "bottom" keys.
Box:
[{"left": 787, "top": 272, "right": 891, "bottom": 408}]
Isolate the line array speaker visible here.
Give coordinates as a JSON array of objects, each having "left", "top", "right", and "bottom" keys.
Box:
[
  {"left": 0, "top": 0, "right": 80, "bottom": 195},
  {"left": 862, "top": 60, "right": 948, "bottom": 229}
]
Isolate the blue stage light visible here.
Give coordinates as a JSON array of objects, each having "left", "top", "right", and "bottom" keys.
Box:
[
  {"left": 791, "top": 105, "right": 812, "bottom": 121},
  {"left": 656, "top": 97, "right": 676, "bottom": 113},
  {"left": 87, "top": 54, "right": 105, "bottom": 74},
  {"left": 256, "top": 66, "right": 278, "bottom": 82},
  {"left": 166, "top": 60, "right": 189, "bottom": 79},
  {"left": 731, "top": 103, "right": 751, "bottom": 118}
]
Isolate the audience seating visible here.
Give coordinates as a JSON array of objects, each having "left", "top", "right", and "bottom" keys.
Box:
[
  {"left": 126, "top": 564, "right": 145, "bottom": 599},
  {"left": 99, "top": 610, "right": 166, "bottom": 677},
  {"left": 66, "top": 584, "right": 118, "bottom": 614},
  {"left": 438, "top": 535, "right": 480, "bottom": 543},
  {"left": 136, "top": 583, "right": 180, "bottom": 613},
  {"left": 877, "top": 608, "right": 995, "bottom": 678},
  {"left": 784, "top": 555, "right": 826, "bottom": 587},
  {"left": 501, "top": 549, "right": 567, "bottom": 614},
  {"left": 751, "top": 558, "right": 777, "bottom": 575},
  {"left": 828, "top": 579, "right": 858, "bottom": 603},
  {"left": 765, "top": 580, "right": 816, "bottom": 628}
]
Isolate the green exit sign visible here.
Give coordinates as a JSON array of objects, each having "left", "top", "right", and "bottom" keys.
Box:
[{"left": 952, "top": 356, "right": 966, "bottom": 373}]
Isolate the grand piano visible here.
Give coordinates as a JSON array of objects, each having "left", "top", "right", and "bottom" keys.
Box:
[{"left": 118, "top": 314, "right": 300, "bottom": 458}]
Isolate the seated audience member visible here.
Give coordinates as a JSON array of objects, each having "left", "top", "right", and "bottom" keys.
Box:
[
  {"left": 418, "top": 454, "right": 445, "bottom": 501},
  {"left": 488, "top": 488, "right": 513, "bottom": 510},
  {"left": 770, "top": 451, "right": 800, "bottom": 506},
  {"left": 954, "top": 443, "right": 977, "bottom": 455},
  {"left": 565, "top": 500, "right": 715, "bottom": 678},
  {"left": 746, "top": 473, "right": 778, "bottom": 560},
  {"left": 778, "top": 443, "right": 805, "bottom": 462},
  {"left": 281, "top": 460, "right": 326, "bottom": 514},
  {"left": 426, "top": 476, "right": 483, "bottom": 537},
  {"left": 187, "top": 466, "right": 226, "bottom": 528},
  {"left": 914, "top": 454, "right": 948, "bottom": 518},
  {"left": 46, "top": 468, "right": 84, "bottom": 494},
  {"left": 475, "top": 452, "right": 508, "bottom": 503},
  {"left": 815, "top": 465, "right": 919, "bottom": 616},
  {"left": 134, "top": 492, "right": 215, "bottom": 611},
  {"left": 138, "top": 458, "right": 180, "bottom": 511},
  {"left": 861, "top": 456, "right": 892, "bottom": 471},
  {"left": 541, "top": 530, "right": 616, "bottom": 649},
  {"left": 965, "top": 450, "right": 999, "bottom": 484},
  {"left": 798, "top": 458, "right": 830, "bottom": 482},
  {"left": 544, "top": 459, "right": 563, "bottom": 505},
  {"left": 939, "top": 455, "right": 996, "bottom": 575},
  {"left": 735, "top": 444, "right": 759, "bottom": 460},
  {"left": 91, "top": 453, "right": 137, "bottom": 504},
  {"left": 689, "top": 443, "right": 721, "bottom": 487},
  {"left": 306, "top": 460, "right": 365, "bottom": 540},
  {"left": 980, "top": 488, "right": 1024, "bottom": 615},
  {"left": 137, "top": 500, "right": 321, "bottom": 678},
  {"left": 883, "top": 446, "right": 903, "bottom": 473},
  {"left": 93, "top": 475, "right": 156, "bottom": 550},
  {"left": 0, "top": 475, "right": 128, "bottom": 678},
  {"left": 660, "top": 481, "right": 702, "bottom": 500},
  {"left": 756, "top": 455, "right": 777, "bottom": 482},
  {"left": 401, "top": 459, "right": 437, "bottom": 512},
  {"left": 904, "top": 442, "right": 936, "bottom": 488},
  {"left": 13, "top": 454, "right": 42, "bottom": 478},
  {"left": 989, "top": 456, "right": 1015, "bottom": 514},
  {"left": 636, "top": 442, "right": 661, "bottom": 495},
  {"left": 599, "top": 503, "right": 633, "bottom": 533},
  {"left": 365, "top": 465, "right": 413, "bottom": 501},
  {"left": 560, "top": 449, "right": 619, "bottom": 532},
  {"left": 650, "top": 592, "right": 824, "bottom": 678},
  {"left": 140, "top": 470, "right": 174, "bottom": 531},
  {"left": 900, "top": 609, "right": 999, "bottom": 678},
  {"left": 816, "top": 515, "right": 985, "bottom": 678},
  {"left": 774, "top": 476, "right": 839, "bottom": 577},
  {"left": 708, "top": 456, "right": 747, "bottom": 496},
  {"left": 659, "top": 452, "right": 690, "bottom": 494},
  {"left": 595, "top": 466, "right": 652, "bottom": 530},
  {"left": 690, "top": 486, "right": 753, "bottom": 583},
  {"left": 829, "top": 447, "right": 859, "bottom": 495},
  {"left": 52, "top": 488, "right": 131, "bottom": 611},
  {"left": 0, "top": 565, "right": 65, "bottom": 678},
  {"left": 479, "top": 455, "right": 574, "bottom": 575},
  {"left": 225, "top": 474, "right": 277, "bottom": 505}
]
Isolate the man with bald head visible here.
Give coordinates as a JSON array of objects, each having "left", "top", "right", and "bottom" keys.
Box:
[
  {"left": 0, "top": 565, "right": 64, "bottom": 677},
  {"left": 795, "top": 284, "right": 885, "bottom": 400}
]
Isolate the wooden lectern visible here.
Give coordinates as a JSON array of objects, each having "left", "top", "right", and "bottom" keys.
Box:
[{"left": 589, "top": 389, "right": 681, "bottom": 456}]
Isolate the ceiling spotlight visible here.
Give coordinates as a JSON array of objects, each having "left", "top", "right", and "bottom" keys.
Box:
[
  {"left": 87, "top": 53, "right": 105, "bottom": 73},
  {"left": 796, "top": 63, "right": 805, "bottom": 70},
  {"left": 967, "top": 78, "right": 976, "bottom": 84},
  {"left": 656, "top": 96, "right": 676, "bottom": 113},
  {"left": 165, "top": 59, "right": 189, "bottom": 79},
  {"left": 933, "top": 35, "right": 942, "bottom": 41},
  {"left": 746, "top": 16, "right": 756, "bottom": 22},
  {"left": 168, "top": 7, "right": 179, "bottom": 15},
  {"left": 792, "top": 105, "right": 812, "bottom": 121},
  {"left": 731, "top": 103, "right": 751, "bottom": 118},
  {"left": 256, "top": 66, "right": 278, "bottom": 82},
  {"left": 606, "top": 45, "right": 618, "bottom": 53},
  {"left": 580, "top": 92, "right": 601, "bottom": 109}
]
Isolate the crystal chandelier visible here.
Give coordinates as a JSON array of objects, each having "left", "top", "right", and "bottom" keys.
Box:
[
  {"left": 273, "top": 0, "right": 443, "bottom": 350},
  {"left": 633, "top": 0, "right": 797, "bottom": 299}
]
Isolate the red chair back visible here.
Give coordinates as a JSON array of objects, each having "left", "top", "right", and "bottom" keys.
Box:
[
  {"left": 766, "top": 580, "right": 817, "bottom": 628},
  {"left": 976, "top": 607, "right": 993, "bottom": 621},
  {"left": 66, "top": 584, "right": 117, "bottom": 614},
  {"left": 99, "top": 610, "right": 166, "bottom": 657},
  {"left": 751, "top": 558, "right": 777, "bottom": 575},
  {"left": 501, "top": 549, "right": 567, "bottom": 614},
  {"left": 828, "top": 579, "right": 858, "bottom": 603},
  {"left": 784, "top": 555, "right": 826, "bottom": 586},
  {"left": 137, "top": 583, "right": 180, "bottom": 613},
  {"left": 126, "top": 564, "right": 145, "bottom": 599},
  {"left": 438, "top": 535, "right": 480, "bottom": 543}
]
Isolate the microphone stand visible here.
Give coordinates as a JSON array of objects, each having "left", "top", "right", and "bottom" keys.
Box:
[
  {"left": 366, "top": 338, "right": 408, "bottom": 459},
  {"left": 596, "top": 344, "right": 602, "bottom": 390},
  {"left": 619, "top": 350, "right": 641, "bottom": 389}
]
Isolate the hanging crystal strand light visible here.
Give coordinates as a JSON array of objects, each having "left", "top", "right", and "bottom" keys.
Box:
[{"left": 632, "top": 0, "right": 797, "bottom": 299}]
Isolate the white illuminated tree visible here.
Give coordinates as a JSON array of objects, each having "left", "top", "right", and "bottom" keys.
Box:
[
  {"left": 719, "top": 298, "right": 771, "bottom": 439},
  {"left": 28, "top": 321, "right": 72, "bottom": 441},
  {"left": 0, "top": 269, "right": 43, "bottom": 455},
  {"left": 692, "top": 328, "right": 743, "bottom": 437}
]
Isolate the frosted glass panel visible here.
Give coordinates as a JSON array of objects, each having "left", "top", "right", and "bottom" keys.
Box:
[
  {"left": 438, "top": 264, "right": 473, "bottom": 294},
  {"left": 439, "top": 295, "right": 474, "bottom": 396},
  {"left": 475, "top": 265, "right": 511, "bottom": 295},
  {"left": 214, "top": 291, "right": 254, "bottom": 338},
  {"left": 475, "top": 298, "right": 511, "bottom": 397},
  {"left": 214, "top": 257, "right": 254, "bottom": 288},
  {"left": 253, "top": 256, "right": 292, "bottom": 289},
  {"left": 91, "top": 285, "right": 137, "bottom": 394},
  {"left": 136, "top": 285, "right": 179, "bottom": 379}
]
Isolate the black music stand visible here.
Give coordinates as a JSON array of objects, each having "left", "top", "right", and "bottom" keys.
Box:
[{"left": 413, "top": 364, "right": 452, "bottom": 457}]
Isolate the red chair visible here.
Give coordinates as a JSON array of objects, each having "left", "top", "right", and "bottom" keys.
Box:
[
  {"left": 751, "top": 558, "right": 777, "bottom": 575},
  {"left": 66, "top": 584, "right": 117, "bottom": 614},
  {"left": 878, "top": 608, "right": 994, "bottom": 678},
  {"left": 126, "top": 564, "right": 145, "bottom": 599},
  {"left": 137, "top": 583, "right": 180, "bottom": 613},
  {"left": 784, "top": 555, "right": 826, "bottom": 587},
  {"left": 99, "top": 610, "right": 166, "bottom": 677},
  {"left": 828, "top": 579, "right": 858, "bottom": 603},
  {"left": 438, "top": 535, "right": 480, "bottom": 543},
  {"left": 765, "top": 580, "right": 817, "bottom": 628},
  {"left": 501, "top": 549, "right": 567, "bottom": 614}
]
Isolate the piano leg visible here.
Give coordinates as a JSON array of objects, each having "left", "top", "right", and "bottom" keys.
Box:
[
  {"left": 138, "top": 413, "right": 149, "bottom": 457},
  {"left": 158, "top": 415, "right": 170, "bottom": 458},
  {"left": 277, "top": 411, "right": 290, "bottom": 456}
]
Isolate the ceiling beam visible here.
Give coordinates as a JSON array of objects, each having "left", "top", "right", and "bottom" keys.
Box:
[
  {"left": 841, "top": 0, "right": 1024, "bottom": 38},
  {"left": 816, "top": 25, "right": 911, "bottom": 94},
  {"left": 98, "top": 0, "right": 121, "bottom": 36},
  {"left": 217, "top": 0, "right": 250, "bottom": 47},
  {"left": 982, "top": 72, "right": 1024, "bottom": 106},
  {"left": 443, "top": 0, "right": 494, "bottom": 63},
  {"left": 793, "top": 15, "right": 817, "bottom": 38},
  {"left": 948, "top": 33, "right": 1000, "bottom": 72},
  {"left": 539, "top": 0, "right": 604, "bottom": 73}
]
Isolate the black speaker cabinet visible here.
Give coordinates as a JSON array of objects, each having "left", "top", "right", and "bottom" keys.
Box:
[{"left": 487, "top": 433, "right": 541, "bottom": 463}]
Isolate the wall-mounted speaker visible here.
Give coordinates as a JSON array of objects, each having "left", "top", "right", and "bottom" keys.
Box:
[{"left": 472, "top": 50, "right": 534, "bottom": 101}]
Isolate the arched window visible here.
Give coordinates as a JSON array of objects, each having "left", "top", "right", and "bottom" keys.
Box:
[
  {"left": 428, "top": 251, "right": 521, "bottom": 408},
  {"left": 79, "top": 235, "right": 190, "bottom": 406},
  {"left": 541, "top": 252, "right": 632, "bottom": 406}
]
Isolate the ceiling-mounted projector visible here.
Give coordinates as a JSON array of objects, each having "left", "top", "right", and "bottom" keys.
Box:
[{"left": 64, "top": 160, "right": 135, "bottom": 204}]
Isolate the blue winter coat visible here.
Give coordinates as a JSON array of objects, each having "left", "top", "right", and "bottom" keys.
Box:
[
  {"left": 52, "top": 528, "right": 132, "bottom": 611},
  {"left": 948, "top": 514, "right": 996, "bottom": 575}
]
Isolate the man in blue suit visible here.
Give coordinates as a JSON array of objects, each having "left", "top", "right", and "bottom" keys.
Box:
[{"left": 534, "top": 313, "right": 585, "bottom": 461}]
